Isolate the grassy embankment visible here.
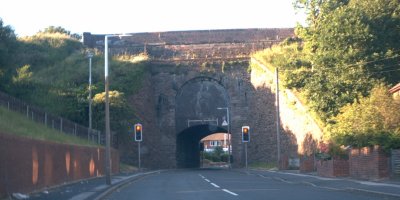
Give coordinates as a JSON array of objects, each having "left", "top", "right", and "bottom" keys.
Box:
[{"left": 0, "top": 106, "right": 98, "bottom": 146}]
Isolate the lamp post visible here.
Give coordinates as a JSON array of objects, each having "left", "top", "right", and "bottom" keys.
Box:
[
  {"left": 104, "top": 34, "right": 131, "bottom": 185},
  {"left": 217, "top": 107, "right": 231, "bottom": 168},
  {"left": 87, "top": 51, "right": 93, "bottom": 141}
]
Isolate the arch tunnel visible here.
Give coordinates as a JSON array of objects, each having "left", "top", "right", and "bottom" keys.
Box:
[{"left": 176, "top": 124, "right": 228, "bottom": 168}]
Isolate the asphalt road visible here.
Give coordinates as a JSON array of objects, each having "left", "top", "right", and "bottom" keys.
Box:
[{"left": 102, "top": 168, "right": 397, "bottom": 200}]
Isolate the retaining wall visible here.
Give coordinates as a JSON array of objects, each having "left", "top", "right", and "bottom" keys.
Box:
[{"left": 0, "top": 133, "right": 119, "bottom": 197}]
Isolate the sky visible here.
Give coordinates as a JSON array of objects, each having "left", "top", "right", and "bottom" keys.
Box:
[{"left": 0, "top": 0, "right": 306, "bottom": 37}]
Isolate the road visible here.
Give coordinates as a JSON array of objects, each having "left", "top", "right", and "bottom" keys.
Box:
[{"left": 102, "top": 169, "right": 396, "bottom": 200}]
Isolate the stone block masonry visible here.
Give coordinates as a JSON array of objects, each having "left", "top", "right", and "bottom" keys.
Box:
[
  {"left": 85, "top": 28, "right": 326, "bottom": 169},
  {"left": 82, "top": 28, "right": 294, "bottom": 61}
]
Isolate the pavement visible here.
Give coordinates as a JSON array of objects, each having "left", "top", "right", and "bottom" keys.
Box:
[
  {"left": 11, "top": 170, "right": 161, "bottom": 200},
  {"left": 247, "top": 169, "right": 400, "bottom": 199},
  {"left": 8, "top": 169, "right": 400, "bottom": 200}
]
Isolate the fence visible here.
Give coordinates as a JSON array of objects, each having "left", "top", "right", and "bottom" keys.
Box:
[{"left": 0, "top": 91, "right": 103, "bottom": 145}]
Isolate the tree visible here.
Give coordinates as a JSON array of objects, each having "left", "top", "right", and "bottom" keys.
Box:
[
  {"left": 0, "top": 18, "right": 17, "bottom": 89},
  {"left": 328, "top": 84, "right": 400, "bottom": 150},
  {"left": 294, "top": 0, "right": 400, "bottom": 121}
]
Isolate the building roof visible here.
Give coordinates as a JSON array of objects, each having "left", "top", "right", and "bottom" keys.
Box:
[
  {"left": 389, "top": 83, "right": 400, "bottom": 94},
  {"left": 201, "top": 133, "right": 227, "bottom": 141}
]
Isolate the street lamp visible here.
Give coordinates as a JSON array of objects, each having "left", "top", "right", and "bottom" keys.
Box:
[
  {"left": 217, "top": 107, "right": 231, "bottom": 168},
  {"left": 87, "top": 51, "right": 93, "bottom": 141},
  {"left": 104, "top": 34, "right": 131, "bottom": 185}
]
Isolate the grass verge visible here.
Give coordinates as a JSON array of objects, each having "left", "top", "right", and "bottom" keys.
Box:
[{"left": 0, "top": 106, "right": 99, "bottom": 147}]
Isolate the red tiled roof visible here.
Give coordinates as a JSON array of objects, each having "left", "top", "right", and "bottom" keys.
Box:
[
  {"left": 389, "top": 83, "right": 400, "bottom": 94},
  {"left": 201, "top": 133, "right": 227, "bottom": 141}
]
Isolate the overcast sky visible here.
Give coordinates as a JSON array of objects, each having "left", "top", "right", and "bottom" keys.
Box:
[{"left": 0, "top": 0, "right": 306, "bottom": 36}]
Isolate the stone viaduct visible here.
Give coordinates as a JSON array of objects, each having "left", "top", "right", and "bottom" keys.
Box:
[{"left": 83, "top": 29, "right": 322, "bottom": 169}]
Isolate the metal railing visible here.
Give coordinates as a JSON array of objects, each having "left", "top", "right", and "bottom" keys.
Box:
[{"left": 0, "top": 91, "right": 103, "bottom": 145}]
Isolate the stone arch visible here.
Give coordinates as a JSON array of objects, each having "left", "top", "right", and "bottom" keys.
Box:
[
  {"left": 176, "top": 125, "right": 228, "bottom": 168},
  {"left": 175, "top": 76, "right": 230, "bottom": 168}
]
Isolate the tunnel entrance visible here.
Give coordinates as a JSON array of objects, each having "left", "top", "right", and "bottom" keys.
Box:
[
  {"left": 175, "top": 77, "right": 230, "bottom": 168},
  {"left": 176, "top": 124, "right": 228, "bottom": 168}
]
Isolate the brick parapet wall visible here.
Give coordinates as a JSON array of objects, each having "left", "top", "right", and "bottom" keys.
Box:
[
  {"left": 350, "top": 146, "right": 390, "bottom": 180},
  {"left": 0, "top": 133, "right": 119, "bottom": 197}
]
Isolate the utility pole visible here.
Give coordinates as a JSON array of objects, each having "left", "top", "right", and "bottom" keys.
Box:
[
  {"left": 275, "top": 68, "right": 281, "bottom": 169},
  {"left": 87, "top": 51, "right": 93, "bottom": 141}
]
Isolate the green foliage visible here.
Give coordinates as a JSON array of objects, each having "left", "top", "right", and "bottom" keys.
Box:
[
  {"left": 18, "top": 33, "right": 82, "bottom": 68},
  {"left": 41, "top": 26, "right": 71, "bottom": 35},
  {"left": 329, "top": 84, "right": 400, "bottom": 151},
  {"left": 252, "top": 38, "right": 312, "bottom": 89},
  {"left": 254, "top": 0, "right": 400, "bottom": 123},
  {"left": 296, "top": 0, "right": 400, "bottom": 121},
  {"left": 0, "top": 25, "right": 148, "bottom": 144},
  {"left": 12, "top": 65, "right": 32, "bottom": 83},
  {"left": 203, "top": 147, "right": 229, "bottom": 162},
  {"left": 0, "top": 106, "right": 98, "bottom": 146},
  {"left": 0, "top": 18, "right": 18, "bottom": 90}
]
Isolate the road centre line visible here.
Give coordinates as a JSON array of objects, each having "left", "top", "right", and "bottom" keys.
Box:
[
  {"left": 199, "top": 175, "right": 239, "bottom": 196},
  {"left": 222, "top": 189, "right": 239, "bottom": 196}
]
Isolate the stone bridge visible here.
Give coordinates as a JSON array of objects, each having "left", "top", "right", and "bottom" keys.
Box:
[{"left": 83, "top": 29, "right": 322, "bottom": 169}]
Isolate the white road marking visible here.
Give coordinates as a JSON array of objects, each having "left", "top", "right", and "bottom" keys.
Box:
[
  {"left": 222, "top": 189, "right": 239, "bottom": 196},
  {"left": 199, "top": 175, "right": 239, "bottom": 196}
]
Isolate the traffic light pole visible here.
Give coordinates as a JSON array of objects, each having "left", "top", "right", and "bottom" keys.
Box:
[
  {"left": 138, "top": 142, "right": 141, "bottom": 170},
  {"left": 245, "top": 143, "right": 248, "bottom": 169}
]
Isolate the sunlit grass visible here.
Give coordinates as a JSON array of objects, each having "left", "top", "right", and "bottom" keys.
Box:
[
  {"left": 0, "top": 106, "right": 99, "bottom": 147},
  {"left": 248, "top": 162, "right": 278, "bottom": 170},
  {"left": 116, "top": 53, "right": 149, "bottom": 63}
]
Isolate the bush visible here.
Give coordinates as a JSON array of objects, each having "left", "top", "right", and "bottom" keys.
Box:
[
  {"left": 203, "top": 146, "right": 228, "bottom": 162},
  {"left": 329, "top": 84, "right": 400, "bottom": 152}
]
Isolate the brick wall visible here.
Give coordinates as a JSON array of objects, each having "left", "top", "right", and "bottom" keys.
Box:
[
  {"left": 0, "top": 133, "right": 119, "bottom": 197},
  {"left": 300, "top": 155, "right": 315, "bottom": 173},
  {"left": 317, "top": 159, "right": 349, "bottom": 177},
  {"left": 350, "top": 146, "right": 390, "bottom": 180}
]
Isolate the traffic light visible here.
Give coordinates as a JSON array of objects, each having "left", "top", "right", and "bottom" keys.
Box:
[
  {"left": 134, "top": 123, "right": 142, "bottom": 142},
  {"left": 242, "top": 126, "right": 250, "bottom": 142}
]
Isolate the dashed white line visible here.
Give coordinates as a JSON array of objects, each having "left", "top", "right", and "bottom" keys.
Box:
[
  {"left": 222, "top": 189, "right": 239, "bottom": 196},
  {"left": 200, "top": 175, "right": 238, "bottom": 196}
]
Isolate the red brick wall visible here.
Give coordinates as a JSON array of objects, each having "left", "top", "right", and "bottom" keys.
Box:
[
  {"left": 0, "top": 133, "right": 119, "bottom": 197},
  {"left": 317, "top": 159, "right": 349, "bottom": 177},
  {"left": 300, "top": 155, "right": 315, "bottom": 173},
  {"left": 350, "top": 146, "right": 389, "bottom": 180}
]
